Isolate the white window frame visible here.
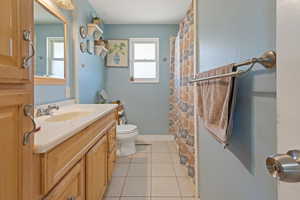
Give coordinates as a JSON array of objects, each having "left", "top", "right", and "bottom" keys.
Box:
[
  {"left": 46, "top": 37, "right": 64, "bottom": 77},
  {"left": 129, "top": 38, "right": 160, "bottom": 83}
]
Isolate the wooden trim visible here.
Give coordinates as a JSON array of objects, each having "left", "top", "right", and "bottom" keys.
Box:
[
  {"left": 34, "top": 76, "right": 66, "bottom": 85},
  {"left": 35, "top": 0, "right": 67, "bottom": 23},
  {"left": 34, "top": 0, "right": 68, "bottom": 85},
  {"left": 193, "top": 0, "right": 200, "bottom": 199}
]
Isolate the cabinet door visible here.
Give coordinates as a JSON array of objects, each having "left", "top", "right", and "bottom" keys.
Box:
[
  {"left": 0, "top": 90, "right": 34, "bottom": 200},
  {"left": 108, "top": 126, "right": 117, "bottom": 153},
  {"left": 86, "top": 136, "right": 108, "bottom": 200},
  {"left": 0, "top": 0, "right": 33, "bottom": 83},
  {"left": 43, "top": 160, "right": 85, "bottom": 200},
  {"left": 107, "top": 125, "right": 117, "bottom": 183},
  {"left": 108, "top": 149, "right": 116, "bottom": 183}
]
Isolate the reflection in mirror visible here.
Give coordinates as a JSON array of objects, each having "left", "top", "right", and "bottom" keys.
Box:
[{"left": 34, "top": 1, "right": 66, "bottom": 79}]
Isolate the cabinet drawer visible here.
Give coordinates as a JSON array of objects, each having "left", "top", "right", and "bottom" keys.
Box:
[
  {"left": 41, "top": 112, "right": 115, "bottom": 194},
  {"left": 108, "top": 149, "right": 116, "bottom": 183},
  {"left": 44, "top": 159, "right": 85, "bottom": 200},
  {"left": 108, "top": 126, "right": 116, "bottom": 152}
]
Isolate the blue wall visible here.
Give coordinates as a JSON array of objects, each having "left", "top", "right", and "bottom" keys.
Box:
[
  {"left": 104, "top": 24, "right": 178, "bottom": 135},
  {"left": 197, "top": 0, "right": 277, "bottom": 200},
  {"left": 35, "top": 0, "right": 105, "bottom": 105},
  {"left": 73, "top": 0, "right": 105, "bottom": 104}
]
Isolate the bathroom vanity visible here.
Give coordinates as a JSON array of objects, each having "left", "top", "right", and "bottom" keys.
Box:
[{"left": 32, "top": 104, "right": 118, "bottom": 200}]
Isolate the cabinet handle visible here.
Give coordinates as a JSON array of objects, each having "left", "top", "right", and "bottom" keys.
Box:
[
  {"left": 22, "top": 30, "right": 35, "bottom": 68},
  {"left": 67, "top": 196, "right": 76, "bottom": 200},
  {"left": 23, "top": 104, "right": 41, "bottom": 145}
]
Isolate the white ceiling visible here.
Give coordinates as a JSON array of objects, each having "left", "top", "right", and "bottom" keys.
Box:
[
  {"left": 34, "top": 2, "right": 62, "bottom": 24},
  {"left": 88, "top": 0, "right": 192, "bottom": 24}
]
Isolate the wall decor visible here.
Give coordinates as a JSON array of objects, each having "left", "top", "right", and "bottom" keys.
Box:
[
  {"left": 106, "top": 39, "right": 129, "bottom": 67},
  {"left": 52, "top": 0, "right": 75, "bottom": 10},
  {"left": 92, "top": 17, "right": 102, "bottom": 25},
  {"left": 80, "top": 42, "right": 87, "bottom": 53},
  {"left": 87, "top": 40, "right": 94, "bottom": 55},
  {"left": 79, "top": 25, "right": 87, "bottom": 39},
  {"left": 94, "top": 31, "right": 102, "bottom": 40}
]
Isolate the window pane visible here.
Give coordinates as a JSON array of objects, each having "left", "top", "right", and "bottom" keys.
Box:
[
  {"left": 50, "top": 60, "right": 64, "bottom": 78},
  {"left": 134, "top": 43, "right": 156, "bottom": 60},
  {"left": 53, "top": 42, "right": 64, "bottom": 59},
  {"left": 134, "top": 62, "right": 156, "bottom": 79}
]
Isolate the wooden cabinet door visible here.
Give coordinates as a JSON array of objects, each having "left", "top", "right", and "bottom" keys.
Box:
[
  {"left": 44, "top": 160, "right": 85, "bottom": 200},
  {"left": 0, "top": 89, "right": 34, "bottom": 200},
  {"left": 0, "top": 0, "right": 33, "bottom": 83},
  {"left": 86, "top": 136, "right": 108, "bottom": 200},
  {"left": 107, "top": 125, "right": 117, "bottom": 183},
  {"left": 108, "top": 149, "right": 116, "bottom": 183},
  {"left": 108, "top": 126, "right": 116, "bottom": 153}
]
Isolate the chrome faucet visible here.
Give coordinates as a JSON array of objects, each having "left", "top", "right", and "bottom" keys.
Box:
[{"left": 36, "top": 104, "right": 59, "bottom": 117}]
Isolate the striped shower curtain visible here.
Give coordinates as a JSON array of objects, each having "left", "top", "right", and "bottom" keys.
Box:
[{"left": 169, "top": 2, "right": 195, "bottom": 179}]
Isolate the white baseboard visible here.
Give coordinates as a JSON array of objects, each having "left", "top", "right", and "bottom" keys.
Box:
[{"left": 136, "top": 134, "right": 174, "bottom": 144}]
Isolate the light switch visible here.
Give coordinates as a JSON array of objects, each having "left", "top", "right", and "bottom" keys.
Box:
[{"left": 65, "top": 86, "right": 71, "bottom": 98}]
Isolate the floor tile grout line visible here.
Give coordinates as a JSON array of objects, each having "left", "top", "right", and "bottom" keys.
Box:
[
  {"left": 118, "top": 155, "right": 132, "bottom": 199},
  {"left": 152, "top": 142, "right": 182, "bottom": 199},
  {"left": 173, "top": 159, "right": 184, "bottom": 199},
  {"left": 170, "top": 144, "right": 186, "bottom": 200}
]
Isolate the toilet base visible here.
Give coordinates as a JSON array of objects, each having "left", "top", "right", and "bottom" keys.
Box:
[{"left": 118, "top": 139, "right": 136, "bottom": 157}]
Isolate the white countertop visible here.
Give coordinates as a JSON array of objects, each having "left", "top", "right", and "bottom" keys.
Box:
[{"left": 34, "top": 104, "right": 118, "bottom": 153}]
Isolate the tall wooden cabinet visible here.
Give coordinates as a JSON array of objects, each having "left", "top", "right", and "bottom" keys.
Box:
[
  {"left": 0, "top": 0, "right": 34, "bottom": 200},
  {"left": 0, "top": 0, "right": 33, "bottom": 83}
]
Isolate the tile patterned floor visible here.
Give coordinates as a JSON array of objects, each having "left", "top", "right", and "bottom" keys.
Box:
[{"left": 104, "top": 141, "right": 195, "bottom": 200}]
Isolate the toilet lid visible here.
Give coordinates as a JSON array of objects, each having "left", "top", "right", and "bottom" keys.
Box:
[{"left": 117, "top": 124, "right": 138, "bottom": 134}]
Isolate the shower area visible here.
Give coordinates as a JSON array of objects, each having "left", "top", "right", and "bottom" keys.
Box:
[{"left": 169, "top": 1, "right": 196, "bottom": 181}]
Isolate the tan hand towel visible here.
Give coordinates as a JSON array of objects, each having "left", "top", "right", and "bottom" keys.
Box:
[{"left": 196, "top": 64, "right": 237, "bottom": 145}]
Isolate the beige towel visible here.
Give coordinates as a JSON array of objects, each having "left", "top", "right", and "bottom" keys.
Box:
[{"left": 196, "top": 64, "right": 237, "bottom": 145}]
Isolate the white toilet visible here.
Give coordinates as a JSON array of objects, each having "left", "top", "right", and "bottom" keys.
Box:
[{"left": 117, "top": 124, "right": 139, "bottom": 157}]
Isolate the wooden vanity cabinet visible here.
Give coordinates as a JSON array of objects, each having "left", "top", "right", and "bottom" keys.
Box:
[
  {"left": 39, "top": 111, "right": 118, "bottom": 200},
  {"left": 40, "top": 113, "right": 115, "bottom": 194},
  {"left": 86, "top": 135, "right": 108, "bottom": 200}
]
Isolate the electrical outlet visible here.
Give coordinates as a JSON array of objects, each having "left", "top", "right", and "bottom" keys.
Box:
[{"left": 65, "top": 87, "right": 71, "bottom": 98}]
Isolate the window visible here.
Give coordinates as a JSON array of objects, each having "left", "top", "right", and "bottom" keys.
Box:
[
  {"left": 130, "top": 38, "right": 159, "bottom": 83},
  {"left": 47, "top": 37, "right": 65, "bottom": 78}
]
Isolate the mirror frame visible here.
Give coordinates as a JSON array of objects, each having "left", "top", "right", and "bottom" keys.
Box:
[{"left": 34, "top": 0, "right": 68, "bottom": 85}]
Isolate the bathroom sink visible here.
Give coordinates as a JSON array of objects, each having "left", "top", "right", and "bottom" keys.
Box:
[{"left": 46, "top": 111, "right": 92, "bottom": 122}]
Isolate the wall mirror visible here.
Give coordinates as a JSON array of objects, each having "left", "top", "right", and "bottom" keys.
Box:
[{"left": 34, "top": 0, "right": 67, "bottom": 85}]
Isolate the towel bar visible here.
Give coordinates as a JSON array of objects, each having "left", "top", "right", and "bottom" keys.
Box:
[{"left": 189, "top": 51, "right": 276, "bottom": 83}]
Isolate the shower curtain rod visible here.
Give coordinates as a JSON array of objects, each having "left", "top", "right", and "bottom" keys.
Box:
[{"left": 189, "top": 51, "right": 276, "bottom": 83}]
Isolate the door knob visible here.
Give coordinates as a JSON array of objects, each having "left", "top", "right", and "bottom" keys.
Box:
[{"left": 266, "top": 150, "right": 300, "bottom": 182}]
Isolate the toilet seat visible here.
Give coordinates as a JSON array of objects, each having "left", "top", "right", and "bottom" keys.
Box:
[{"left": 117, "top": 124, "right": 138, "bottom": 135}]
